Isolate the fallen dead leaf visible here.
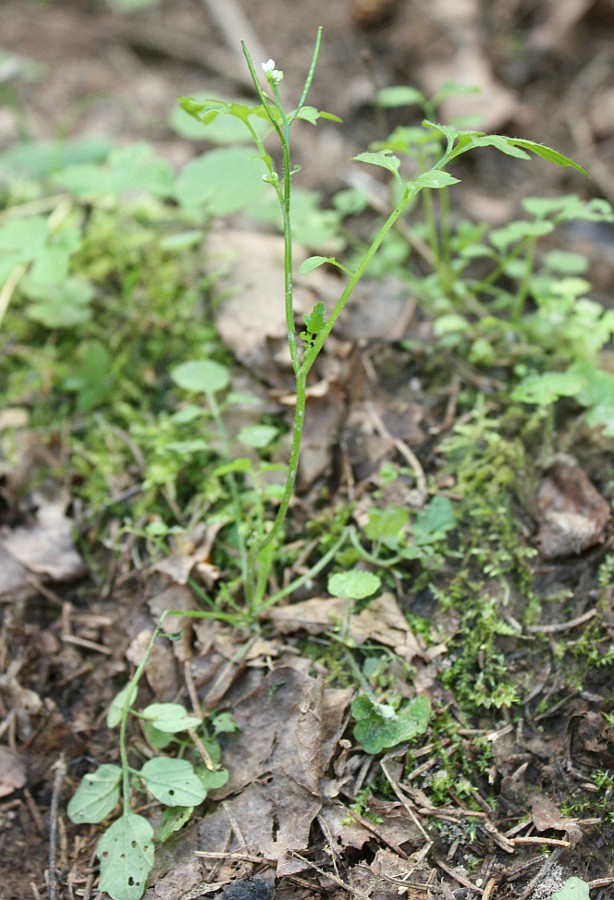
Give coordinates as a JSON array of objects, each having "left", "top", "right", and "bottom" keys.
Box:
[
  {"left": 196, "top": 666, "right": 352, "bottom": 875},
  {"left": 0, "top": 492, "right": 86, "bottom": 582},
  {"left": 536, "top": 455, "right": 611, "bottom": 557},
  {"left": 531, "top": 795, "right": 577, "bottom": 832},
  {"left": 0, "top": 746, "right": 26, "bottom": 798},
  {"left": 268, "top": 592, "right": 445, "bottom": 663},
  {"left": 207, "top": 229, "right": 337, "bottom": 383}
]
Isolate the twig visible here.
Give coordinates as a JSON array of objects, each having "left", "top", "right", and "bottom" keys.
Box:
[
  {"left": 24, "top": 787, "right": 45, "bottom": 835},
  {"left": 511, "top": 836, "right": 571, "bottom": 848},
  {"left": 525, "top": 608, "right": 596, "bottom": 634},
  {"left": 288, "top": 849, "right": 372, "bottom": 900},
  {"left": 61, "top": 635, "right": 113, "bottom": 655},
  {"left": 515, "top": 848, "right": 561, "bottom": 900},
  {"left": 380, "top": 759, "right": 432, "bottom": 845},
  {"left": 434, "top": 857, "right": 483, "bottom": 894},
  {"left": 48, "top": 755, "right": 67, "bottom": 900},
  {"left": 364, "top": 402, "right": 428, "bottom": 502},
  {"left": 200, "top": 0, "right": 267, "bottom": 66}
]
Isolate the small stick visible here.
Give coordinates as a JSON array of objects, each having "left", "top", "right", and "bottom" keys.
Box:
[
  {"left": 380, "top": 759, "right": 432, "bottom": 844},
  {"left": 200, "top": 0, "right": 267, "bottom": 65},
  {"left": 512, "top": 836, "right": 571, "bottom": 848},
  {"left": 434, "top": 857, "right": 483, "bottom": 894},
  {"left": 525, "top": 608, "right": 596, "bottom": 634},
  {"left": 365, "top": 402, "right": 428, "bottom": 501},
  {"left": 48, "top": 755, "right": 67, "bottom": 900},
  {"left": 24, "top": 787, "right": 45, "bottom": 835},
  {"left": 288, "top": 849, "right": 372, "bottom": 900}
]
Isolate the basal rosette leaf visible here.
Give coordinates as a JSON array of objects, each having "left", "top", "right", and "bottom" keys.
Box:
[
  {"left": 97, "top": 812, "right": 154, "bottom": 900},
  {"left": 67, "top": 764, "right": 121, "bottom": 824}
]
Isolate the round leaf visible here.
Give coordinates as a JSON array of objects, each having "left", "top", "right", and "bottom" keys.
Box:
[
  {"left": 141, "top": 703, "right": 202, "bottom": 733},
  {"left": 171, "top": 360, "right": 230, "bottom": 394},
  {"left": 67, "top": 764, "right": 121, "bottom": 824},
  {"left": 328, "top": 570, "right": 381, "bottom": 600},
  {"left": 141, "top": 757, "right": 207, "bottom": 807}
]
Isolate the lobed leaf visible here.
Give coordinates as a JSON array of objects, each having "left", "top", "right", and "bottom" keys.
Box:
[
  {"left": 353, "top": 149, "right": 401, "bottom": 180},
  {"left": 352, "top": 694, "right": 430, "bottom": 755}
]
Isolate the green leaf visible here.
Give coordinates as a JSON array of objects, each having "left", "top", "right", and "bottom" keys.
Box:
[
  {"left": 62, "top": 339, "right": 116, "bottom": 411},
  {"left": 377, "top": 86, "right": 425, "bottom": 108},
  {"left": 552, "top": 877, "right": 591, "bottom": 900},
  {"left": 97, "top": 812, "right": 154, "bottom": 900},
  {"left": 511, "top": 370, "right": 586, "bottom": 406},
  {"left": 174, "top": 147, "right": 266, "bottom": 217},
  {"left": 0, "top": 216, "right": 48, "bottom": 280},
  {"left": 328, "top": 570, "right": 381, "bottom": 600},
  {"left": 352, "top": 694, "right": 430, "bottom": 754},
  {"left": 505, "top": 138, "right": 588, "bottom": 176},
  {"left": 299, "top": 255, "right": 334, "bottom": 274},
  {"left": 171, "top": 96, "right": 264, "bottom": 143},
  {"left": 294, "top": 105, "right": 342, "bottom": 125},
  {"left": 55, "top": 143, "right": 174, "bottom": 199},
  {"left": 353, "top": 150, "right": 401, "bottom": 180},
  {"left": 364, "top": 506, "right": 409, "bottom": 546},
  {"left": 23, "top": 276, "right": 95, "bottom": 329},
  {"left": 67, "top": 764, "right": 121, "bottom": 824},
  {"left": 141, "top": 721, "right": 175, "bottom": 751},
  {"left": 141, "top": 702, "right": 202, "bottom": 733},
  {"left": 237, "top": 424, "right": 278, "bottom": 449},
  {"left": 171, "top": 359, "right": 230, "bottom": 394},
  {"left": 413, "top": 170, "right": 460, "bottom": 189},
  {"left": 212, "top": 712, "right": 237, "bottom": 735},
  {"left": 107, "top": 684, "right": 138, "bottom": 728},
  {"left": 197, "top": 766, "right": 230, "bottom": 790},
  {"left": 414, "top": 496, "right": 456, "bottom": 544},
  {"left": 141, "top": 757, "right": 207, "bottom": 807},
  {"left": 156, "top": 806, "right": 194, "bottom": 843},
  {"left": 301, "top": 301, "right": 327, "bottom": 342},
  {"left": 0, "top": 136, "right": 111, "bottom": 180}
]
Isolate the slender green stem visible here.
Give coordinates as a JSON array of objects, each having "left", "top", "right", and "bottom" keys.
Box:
[
  {"left": 257, "top": 527, "right": 349, "bottom": 613},
  {"left": 513, "top": 236, "right": 537, "bottom": 323},
  {"left": 118, "top": 613, "right": 169, "bottom": 813},
  {"left": 207, "top": 391, "right": 249, "bottom": 587},
  {"left": 303, "top": 186, "right": 416, "bottom": 373}
]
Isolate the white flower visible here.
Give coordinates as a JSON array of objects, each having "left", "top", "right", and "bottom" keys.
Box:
[{"left": 261, "top": 58, "right": 284, "bottom": 84}]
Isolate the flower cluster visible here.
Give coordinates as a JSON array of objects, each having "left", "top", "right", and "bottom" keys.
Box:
[{"left": 261, "top": 59, "right": 284, "bottom": 85}]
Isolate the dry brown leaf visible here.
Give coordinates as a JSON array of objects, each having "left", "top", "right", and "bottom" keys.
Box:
[
  {"left": 530, "top": 795, "right": 577, "bottom": 832},
  {"left": 0, "top": 493, "right": 86, "bottom": 583},
  {"left": 536, "top": 455, "right": 611, "bottom": 558},
  {"left": 207, "top": 230, "right": 337, "bottom": 381},
  {"left": 196, "top": 666, "right": 352, "bottom": 873},
  {"left": 0, "top": 746, "right": 26, "bottom": 798}
]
